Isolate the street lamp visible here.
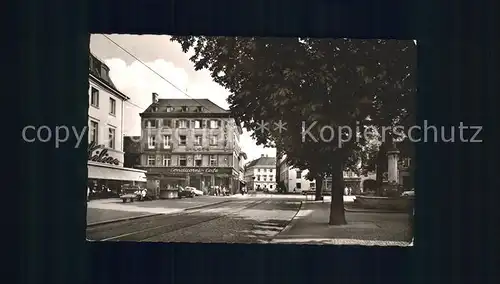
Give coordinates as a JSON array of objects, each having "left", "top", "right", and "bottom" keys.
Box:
[{"left": 252, "top": 176, "right": 256, "bottom": 191}]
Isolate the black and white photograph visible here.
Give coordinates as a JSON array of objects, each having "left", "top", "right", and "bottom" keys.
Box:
[{"left": 85, "top": 35, "right": 416, "bottom": 246}]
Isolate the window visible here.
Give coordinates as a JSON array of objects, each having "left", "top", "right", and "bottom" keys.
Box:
[
  {"left": 178, "top": 120, "right": 187, "bottom": 128},
  {"left": 258, "top": 169, "right": 261, "bottom": 172},
  {"left": 270, "top": 185, "right": 273, "bottom": 189},
  {"left": 101, "top": 66, "right": 108, "bottom": 79},
  {"left": 257, "top": 175, "right": 261, "bottom": 181},
  {"left": 162, "top": 155, "right": 171, "bottom": 166},
  {"left": 148, "top": 135, "right": 156, "bottom": 149},
  {"left": 108, "top": 127, "right": 115, "bottom": 149},
  {"left": 194, "top": 154, "right": 202, "bottom": 166},
  {"left": 181, "top": 106, "right": 188, "bottom": 112},
  {"left": 179, "top": 155, "right": 187, "bottom": 166},
  {"left": 194, "top": 135, "right": 202, "bottom": 146},
  {"left": 109, "top": 98, "right": 116, "bottom": 115},
  {"left": 296, "top": 183, "right": 302, "bottom": 189},
  {"left": 210, "top": 135, "right": 218, "bottom": 145},
  {"left": 268, "top": 169, "right": 271, "bottom": 172},
  {"left": 296, "top": 171, "right": 302, "bottom": 179},
  {"left": 147, "top": 155, "right": 156, "bottom": 166},
  {"left": 310, "top": 183, "right": 315, "bottom": 188},
  {"left": 179, "top": 135, "right": 187, "bottom": 146},
  {"left": 209, "top": 155, "right": 217, "bottom": 166},
  {"left": 263, "top": 175, "right": 267, "bottom": 181},
  {"left": 163, "top": 135, "right": 171, "bottom": 148},
  {"left": 152, "top": 106, "right": 158, "bottom": 112},
  {"left": 146, "top": 120, "right": 157, "bottom": 128},
  {"left": 89, "top": 121, "right": 98, "bottom": 143},
  {"left": 210, "top": 120, "right": 219, "bottom": 129},
  {"left": 196, "top": 106, "right": 203, "bottom": 112},
  {"left": 194, "top": 120, "right": 202, "bottom": 129},
  {"left": 269, "top": 175, "right": 274, "bottom": 181},
  {"left": 166, "top": 106, "right": 173, "bottom": 112},
  {"left": 90, "top": 87, "right": 99, "bottom": 107},
  {"left": 163, "top": 119, "right": 172, "bottom": 128}
]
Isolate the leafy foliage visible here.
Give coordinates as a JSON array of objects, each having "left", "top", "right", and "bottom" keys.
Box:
[{"left": 170, "top": 37, "right": 416, "bottom": 224}]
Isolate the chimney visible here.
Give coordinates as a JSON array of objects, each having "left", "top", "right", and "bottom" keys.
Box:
[
  {"left": 265, "top": 154, "right": 268, "bottom": 157},
  {"left": 261, "top": 154, "right": 265, "bottom": 157},
  {"left": 152, "top": 92, "right": 159, "bottom": 103}
]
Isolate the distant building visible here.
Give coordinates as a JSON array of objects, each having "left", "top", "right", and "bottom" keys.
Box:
[
  {"left": 137, "top": 96, "right": 245, "bottom": 194},
  {"left": 244, "top": 154, "right": 277, "bottom": 191},
  {"left": 278, "top": 154, "right": 363, "bottom": 193},
  {"left": 277, "top": 155, "right": 314, "bottom": 193},
  {"left": 87, "top": 53, "right": 146, "bottom": 196}
]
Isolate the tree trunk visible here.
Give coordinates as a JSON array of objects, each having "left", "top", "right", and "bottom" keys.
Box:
[
  {"left": 329, "top": 161, "right": 347, "bottom": 225},
  {"left": 315, "top": 175, "right": 324, "bottom": 201}
]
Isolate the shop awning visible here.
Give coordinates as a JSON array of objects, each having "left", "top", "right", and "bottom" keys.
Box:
[{"left": 88, "top": 162, "right": 147, "bottom": 182}]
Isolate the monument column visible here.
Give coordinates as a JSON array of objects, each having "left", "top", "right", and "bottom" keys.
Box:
[{"left": 387, "top": 147, "right": 400, "bottom": 184}]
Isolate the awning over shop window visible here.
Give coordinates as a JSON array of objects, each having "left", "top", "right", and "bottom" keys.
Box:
[{"left": 88, "top": 163, "right": 146, "bottom": 182}]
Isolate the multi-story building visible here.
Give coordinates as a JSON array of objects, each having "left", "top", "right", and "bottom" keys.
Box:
[
  {"left": 277, "top": 155, "right": 315, "bottom": 193},
  {"left": 87, "top": 53, "right": 146, "bottom": 195},
  {"left": 244, "top": 154, "right": 277, "bottom": 191},
  {"left": 138, "top": 96, "right": 245, "bottom": 194},
  {"left": 278, "top": 154, "right": 362, "bottom": 193}
]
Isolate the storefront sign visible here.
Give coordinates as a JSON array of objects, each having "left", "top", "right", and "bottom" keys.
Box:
[
  {"left": 88, "top": 142, "right": 120, "bottom": 165},
  {"left": 166, "top": 167, "right": 232, "bottom": 174}
]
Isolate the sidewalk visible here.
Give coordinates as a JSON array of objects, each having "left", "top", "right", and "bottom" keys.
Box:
[
  {"left": 270, "top": 202, "right": 412, "bottom": 246},
  {"left": 87, "top": 196, "right": 232, "bottom": 225}
]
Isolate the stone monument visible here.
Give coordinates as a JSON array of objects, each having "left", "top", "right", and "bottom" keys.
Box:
[{"left": 387, "top": 146, "right": 400, "bottom": 184}]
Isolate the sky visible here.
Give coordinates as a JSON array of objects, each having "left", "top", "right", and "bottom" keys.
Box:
[{"left": 89, "top": 34, "right": 276, "bottom": 163}]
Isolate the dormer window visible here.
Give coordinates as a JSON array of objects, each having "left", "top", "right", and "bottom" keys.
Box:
[
  {"left": 195, "top": 106, "right": 203, "bottom": 112},
  {"left": 166, "top": 106, "right": 173, "bottom": 112},
  {"left": 152, "top": 106, "right": 158, "bottom": 112},
  {"left": 101, "top": 65, "right": 109, "bottom": 80},
  {"left": 180, "top": 106, "right": 188, "bottom": 112}
]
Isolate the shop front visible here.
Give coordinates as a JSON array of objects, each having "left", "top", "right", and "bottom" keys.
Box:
[
  {"left": 87, "top": 142, "right": 147, "bottom": 199},
  {"left": 145, "top": 167, "right": 240, "bottom": 195}
]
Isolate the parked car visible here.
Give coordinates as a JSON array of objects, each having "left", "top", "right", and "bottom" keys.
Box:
[
  {"left": 185, "top": 186, "right": 203, "bottom": 196},
  {"left": 120, "top": 185, "right": 146, "bottom": 202},
  {"left": 401, "top": 189, "right": 415, "bottom": 197},
  {"left": 178, "top": 186, "right": 195, "bottom": 198}
]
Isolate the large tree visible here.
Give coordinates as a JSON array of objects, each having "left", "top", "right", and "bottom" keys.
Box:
[{"left": 170, "top": 37, "right": 416, "bottom": 225}]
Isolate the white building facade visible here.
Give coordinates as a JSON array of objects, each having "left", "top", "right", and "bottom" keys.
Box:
[
  {"left": 244, "top": 154, "right": 277, "bottom": 191},
  {"left": 87, "top": 53, "right": 146, "bottom": 196},
  {"left": 278, "top": 154, "right": 364, "bottom": 193}
]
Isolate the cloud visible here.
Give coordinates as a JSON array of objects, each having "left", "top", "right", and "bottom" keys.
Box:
[{"left": 92, "top": 36, "right": 274, "bottom": 163}]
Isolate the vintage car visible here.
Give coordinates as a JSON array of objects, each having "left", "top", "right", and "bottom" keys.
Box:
[
  {"left": 120, "top": 184, "right": 147, "bottom": 203},
  {"left": 177, "top": 186, "right": 195, "bottom": 198},
  {"left": 185, "top": 186, "right": 204, "bottom": 196}
]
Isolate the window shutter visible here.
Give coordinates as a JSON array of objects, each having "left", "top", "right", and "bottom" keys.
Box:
[{"left": 175, "top": 120, "right": 180, "bottom": 128}]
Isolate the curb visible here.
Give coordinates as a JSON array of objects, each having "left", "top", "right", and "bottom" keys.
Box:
[
  {"left": 273, "top": 200, "right": 304, "bottom": 237},
  {"left": 344, "top": 207, "right": 407, "bottom": 214},
  {"left": 87, "top": 199, "right": 234, "bottom": 227}
]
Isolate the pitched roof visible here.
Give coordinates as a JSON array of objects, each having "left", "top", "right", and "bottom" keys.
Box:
[
  {"left": 143, "top": 99, "right": 229, "bottom": 114},
  {"left": 246, "top": 156, "right": 277, "bottom": 168}
]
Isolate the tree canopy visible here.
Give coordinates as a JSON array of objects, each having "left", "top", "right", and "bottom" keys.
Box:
[{"left": 170, "top": 37, "right": 416, "bottom": 224}]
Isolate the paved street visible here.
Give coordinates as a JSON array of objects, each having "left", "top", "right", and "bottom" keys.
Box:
[
  {"left": 87, "top": 196, "right": 235, "bottom": 225},
  {"left": 87, "top": 195, "right": 410, "bottom": 245},
  {"left": 87, "top": 197, "right": 302, "bottom": 243}
]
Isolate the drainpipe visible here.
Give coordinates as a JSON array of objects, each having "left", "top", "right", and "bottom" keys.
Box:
[{"left": 121, "top": 99, "right": 125, "bottom": 156}]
